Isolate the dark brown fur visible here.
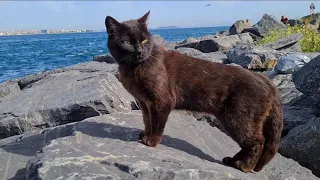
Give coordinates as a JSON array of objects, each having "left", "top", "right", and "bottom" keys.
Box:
[{"left": 105, "top": 11, "right": 283, "bottom": 173}]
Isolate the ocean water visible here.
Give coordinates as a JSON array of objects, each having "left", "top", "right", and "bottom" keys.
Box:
[{"left": 0, "top": 26, "right": 229, "bottom": 83}]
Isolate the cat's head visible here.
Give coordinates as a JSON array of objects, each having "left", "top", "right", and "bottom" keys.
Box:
[{"left": 105, "top": 11, "right": 153, "bottom": 65}]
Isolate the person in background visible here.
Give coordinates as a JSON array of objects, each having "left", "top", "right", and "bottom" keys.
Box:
[
  {"left": 281, "top": 16, "right": 288, "bottom": 24},
  {"left": 310, "top": 3, "right": 315, "bottom": 15}
]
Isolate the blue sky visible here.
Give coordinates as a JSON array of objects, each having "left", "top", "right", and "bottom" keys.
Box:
[{"left": 0, "top": 1, "right": 316, "bottom": 31}]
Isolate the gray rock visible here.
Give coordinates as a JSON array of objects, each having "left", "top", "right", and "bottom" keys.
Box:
[
  {"left": 254, "top": 14, "right": 287, "bottom": 35},
  {"left": 152, "top": 34, "right": 176, "bottom": 50},
  {"left": 280, "top": 117, "right": 320, "bottom": 177},
  {"left": 241, "top": 27, "right": 264, "bottom": 41},
  {"left": 216, "top": 30, "right": 229, "bottom": 35},
  {"left": 293, "top": 55, "right": 320, "bottom": 95},
  {"left": 271, "top": 53, "right": 310, "bottom": 75},
  {"left": 287, "top": 19, "right": 303, "bottom": 27},
  {"left": 0, "top": 123, "right": 77, "bottom": 180},
  {"left": 93, "top": 54, "right": 117, "bottom": 64},
  {"left": 229, "top": 19, "right": 253, "bottom": 35},
  {"left": 282, "top": 106, "right": 316, "bottom": 136},
  {"left": 174, "top": 48, "right": 226, "bottom": 63},
  {"left": 176, "top": 33, "right": 253, "bottom": 53},
  {"left": 226, "top": 44, "right": 285, "bottom": 70},
  {"left": 0, "top": 81, "right": 21, "bottom": 99},
  {"left": 0, "top": 62, "right": 136, "bottom": 139},
  {"left": 26, "top": 111, "right": 319, "bottom": 180},
  {"left": 271, "top": 74, "right": 303, "bottom": 104},
  {"left": 261, "top": 33, "right": 303, "bottom": 52}
]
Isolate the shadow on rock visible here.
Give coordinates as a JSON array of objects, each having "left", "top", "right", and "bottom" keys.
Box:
[{"left": 77, "top": 121, "right": 222, "bottom": 165}]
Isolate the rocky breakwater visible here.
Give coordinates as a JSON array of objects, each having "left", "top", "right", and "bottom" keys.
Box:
[{"left": 1, "top": 14, "right": 320, "bottom": 179}]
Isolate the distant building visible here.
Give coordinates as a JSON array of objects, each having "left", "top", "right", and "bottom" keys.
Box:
[
  {"left": 85, "top": 30, "right": 93, "bottom": 32},
  {"left": 41, "top": 30, "right": 47, "bottom": 34}
]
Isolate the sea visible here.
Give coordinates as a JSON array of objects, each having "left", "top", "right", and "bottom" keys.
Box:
[{"left": 0, "top": 26, "right": 229, "bottom": 83}]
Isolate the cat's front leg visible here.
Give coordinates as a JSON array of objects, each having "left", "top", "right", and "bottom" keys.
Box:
[
  {"left": 142, "top": 105, "right": 171, "bottom": 147},
  {"left": 136, "top": 100, "right": 151, "bottom": 140}
]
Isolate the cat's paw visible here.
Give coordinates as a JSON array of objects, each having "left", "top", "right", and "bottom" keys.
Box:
[
  {"left": 222, "top": 157, "right": 234, "bottom": 166},
  {"left": 253, "top": 165, "right": 263, "bottom": 172},
  {"left": 234, "top": 160, "right": 253, "bottom": 173},
  {"left": 141, "top": 135, "right": 162, "bottom": 147}
]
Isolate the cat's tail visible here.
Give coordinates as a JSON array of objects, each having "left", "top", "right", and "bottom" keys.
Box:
[{"left": 254, "top": 103, "right": 283, "bottom": 172}]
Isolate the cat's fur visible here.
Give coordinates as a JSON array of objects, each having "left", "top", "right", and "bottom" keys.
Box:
[{"left": 105, "top": 11, "right": 283, "bottom": 173}]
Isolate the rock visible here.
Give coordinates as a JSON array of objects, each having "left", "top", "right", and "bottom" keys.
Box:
[
  {"left": 0, "top": 123, "right": 77, "bottom": 180},
  {"left": 176, "top": 33, "right": 253, "bottom": 53},
  {"left": 281, "top": 106, "right": 316, "bottom": 136},
  {"left": 152, "top": 34, "right": 176, "bottom": 50},
  {"left": 226, "top": 44, "right": 285, "bottom": 70},
  {"left": 271, "top": 53, "right": 310, "bottom": 75},
  {"left": 293, "top": 55, "right": 320, "bottom": 95},
  {"left": 287, "top": 19, "right": 303, "bottom": 27},
  {"left": 93, "top": 53, "right": 117, "bottom": 64},
  {"left": 280, "top": 117, "right": 320, "bottom": 177},
  {"left": 271, "top": 74, "right": 303, "bottom": 104},
  {"left": 0, "top": 81, "right": 21, "bottom": 99},
  {"left": 229, "top": 19, "right": 253, "bottom": 35},
  {"left": 174, "top": 48, "right": 226, "bottom": 63},
  {"left": 241, "top": 27, "right": 264, "bottom": 41},
  {"left": 0, "top": 62, "right": 137, "bottom": 139},
  {"left": 216, "top": 30, "right": 229, "bottom": 35},
  {"left": 261, "top": 33, "right": 303, "bottom": 52},
  {"left": 254, "top": 14, "right": 287, "bottom": 35},
  {"left": 25, "top": 111, "right": 319, "bottom": 180}
]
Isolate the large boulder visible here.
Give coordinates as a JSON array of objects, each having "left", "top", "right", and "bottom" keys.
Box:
[
  {"left": 152, "top": 34, "right": 176, "bottom": 50},
  {"left": 229, "top": 19, "right": 253, "bottom": 35},
  {"left": 0, "top": 123, "right": 77, "bottom": 180},
  {"left": 287, "top": 19, "right": 303, "bottom": 27},
  {"left": 293, "top": 55, "right": 320, "bottom": 96},
  {"left": 174, "top": 48, "right": 227, "bottom": 63},
  {"left": 226, "top": 44, "right": 285, "bottom": 70},
  {"left": 261, "top": 33, "right": 303, "bottom": 52},
  {"left": 25, "top": 111, "right": 319, "bottom": 180},
  {"left": 271, "top": 74, "right": 303, "bottom": 104},
  {"left": 254, "top": 14, "right": 287, "bottom": 35},
  {"left": 0, "top": 62, "right": 137, "bottom": 139},
  {"left": 175, "top": 33, "right": 253, "bottom": 53},
  {"left": 93, "top": 53, "right": 116, "bottom": 64},
  {"left": 0, "top": 81, "right": 21, "bottom": 99},
  {"left": 280, "top": 116, "right": 320, "bottom": 177}
]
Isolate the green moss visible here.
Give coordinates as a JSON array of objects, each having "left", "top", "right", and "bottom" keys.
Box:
[{"left": 255, "top": 23, "right": 320, "bottom": 52}]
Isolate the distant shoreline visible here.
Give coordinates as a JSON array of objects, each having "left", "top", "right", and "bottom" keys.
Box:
[{"left": 0, "top": 26, "right": 230, "bottom": 37}]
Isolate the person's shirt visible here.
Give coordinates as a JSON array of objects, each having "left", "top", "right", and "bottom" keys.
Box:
[{"left": 310, "top": 4, "right": 315, "bottom": 9}]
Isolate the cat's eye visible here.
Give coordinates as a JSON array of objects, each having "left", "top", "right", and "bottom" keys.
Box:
[
  {"left": 142, "top": 39, "right": 148, "bottom": 44},
  {"left": 121, "top": 40, "right": 130, "bottom": 44}
]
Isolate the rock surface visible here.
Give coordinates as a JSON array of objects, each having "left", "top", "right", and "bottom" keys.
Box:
[
  {"left": 261, "top": 33, "right": 303, "bottom": 52},
  {"left": 176, "top": 33, "right": 253, "bottom": 53},
  {"left": 174, "top": 48, "right": 227, "bottom": 63},
  {"left": 280, "top": 116, "right": 320, "bottom": 177},
  {"left": 254, "top": 14, "right": 287, "bottom": 35},
  {"left": 25, "top": 111, "right": 319, "bottom": 180},
  {"left": 0, "top": 62, "right": 137, "bottom": 139},
  {"left": 293, "top": 55, "right": 320, "bottom": 96},
  {"left": 152, "top": 34, "right": 176, "bottom": 50},
  {"left": 226, "top": 44, "right": 284, "bottom": 69},
  {"left": 271, "top": 74, "right": 303, "bottom": 104},
  {"left": 0, "top": 123, "right": 77, "bottom": 180},
  {"left": 229, "top": 20, "right": 253, "bottom": 35},
  {"left": 93, "top": 53, "right": 117, "bottom": 64}
]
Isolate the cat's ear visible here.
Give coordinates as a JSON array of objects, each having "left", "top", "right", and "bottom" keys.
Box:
[
  {"left": 105, "top": 16, "right": 120, "bottom": 36},
  {"left": 138, "top": 10, "right": 150, "bottom": 27}
]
